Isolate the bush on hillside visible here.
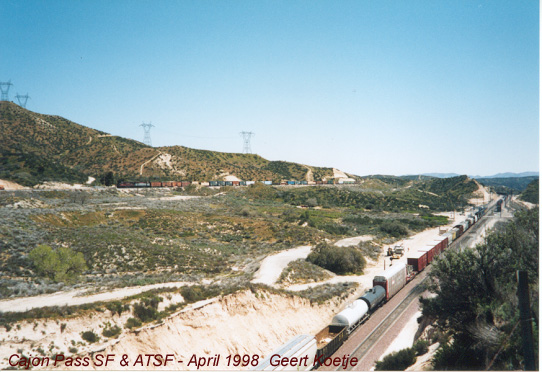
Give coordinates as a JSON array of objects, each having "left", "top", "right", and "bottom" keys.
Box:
[
  {"left": 375, "top": 348, "right": 416, "bottom": 371},
  {"left": 306, "top": 242, "right": 366, "bottom": 275}
]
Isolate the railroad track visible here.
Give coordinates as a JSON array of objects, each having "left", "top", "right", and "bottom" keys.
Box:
[
  {"left": 327, "top": 204, "right": 504, "bottom": 371},
  {"left": 343, "top": 280, "right": 427, "bottom": 370}
]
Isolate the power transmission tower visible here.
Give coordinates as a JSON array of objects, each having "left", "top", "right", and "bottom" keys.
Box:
[
  {"left": 0, "top": 80, "right": 13, "bottom": 101},
  {"left": 15, "top": 93, "right": 30, "bottom": 108},
  {"left": 140, "top": 122, "right": 155, "bottom": 147},
  {"left": 240, "top": 131, "right": 255, "bottom": 154}
]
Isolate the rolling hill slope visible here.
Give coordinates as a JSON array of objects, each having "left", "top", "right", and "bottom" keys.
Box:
[{"left": 0, "top": 102, "right": 338, "bottom": 186}]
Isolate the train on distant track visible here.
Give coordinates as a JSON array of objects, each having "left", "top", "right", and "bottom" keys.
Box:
[
  {"left": 254, "top": 204, "right": 489, "bottom": 370},
  {"left": 116, "top": 179, "right": 354, "bottom": 188}
]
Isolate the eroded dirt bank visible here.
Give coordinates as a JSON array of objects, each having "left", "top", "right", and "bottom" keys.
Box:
[{"left": 2, "top": 289, "right": 356, "bottom": 370}]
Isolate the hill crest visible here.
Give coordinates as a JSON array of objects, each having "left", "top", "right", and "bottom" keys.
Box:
[{"left": 0, "top": 102, "right": 344, "bottom": 186}]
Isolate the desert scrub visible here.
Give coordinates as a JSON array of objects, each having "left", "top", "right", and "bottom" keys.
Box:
[
  {"left": 307, "top": 242, "right": 366, "bottom": 275},
  {"left": 357, "top": 240, "right": 382, "bottom": 260},
  {"left": 294, "top": 282, "right": 359, "bottom": 304},
  {"left": 102, "top": 323, "right": 122, "bottom": 338},
  {"left": 277, "top": 259, "right": 333, "bottom": 285},
  {"left": 81, "top": 330, "right": 99, "bottom": 343},
  {"left": 125, "top": 317, "right": 142, "bottom": 329},
  {"left": 375, "top": 348, "right": 416, "bottom": 371}
]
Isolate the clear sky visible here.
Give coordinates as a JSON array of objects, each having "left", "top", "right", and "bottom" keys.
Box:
[{"left": 1, "top": 0, "right": 539, "bottom": 177}]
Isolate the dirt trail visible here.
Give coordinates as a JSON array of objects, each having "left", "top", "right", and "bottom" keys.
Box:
[
  {"left": 0, "top": 179, "right": 28, "bottom": 190},
  {"left": 302, "top": 165, "right": 314, "bottom": 182},
  {"left": 0, "top": 282, "right": 192, "bottom": 313},
  {"left": 251, "top": 246, "right": 312, "bottom": 285},
  {"left": 139, "top": 151, "right": 162, "bottom": 175},
  {"left": 334, "top": 235, "right": 373, "bottom": 247}
]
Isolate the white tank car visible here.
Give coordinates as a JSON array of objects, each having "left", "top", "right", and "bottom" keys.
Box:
[
  {"left": 253, "top": 334, "right": 317, "bottom": 371},
  {"left": 330, "top": 300, "right": 369, "bottom": 333}
]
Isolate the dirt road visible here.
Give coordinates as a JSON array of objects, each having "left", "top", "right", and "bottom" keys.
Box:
[
  {"left": 251, "top": 245, "right": 312, "bottom": 285},
  {"left": 0, "top": 281, "right": 192, "bottom": 313}
]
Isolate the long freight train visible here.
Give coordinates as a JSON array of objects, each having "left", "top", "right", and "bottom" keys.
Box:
[
  {"left": 254, "top": 204, "right": 489, "bottom": 370},
  {"left": 116, "top": 179, "right": 349, "bottom": 188}
]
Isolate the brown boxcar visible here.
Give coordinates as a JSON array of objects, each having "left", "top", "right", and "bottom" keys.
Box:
[
  {"left": 407, "top": 251, "right": 428, "bottom": 272},
  {"left": 418, "top": 246, "right": 435, "bottom": 263},
  {"left": 151, "top": 182, "right": 162, "bottom": 187}
]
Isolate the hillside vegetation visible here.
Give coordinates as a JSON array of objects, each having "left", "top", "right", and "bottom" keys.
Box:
[
  {"left": 477, "top": 176, "right": 538, "bottom": 193},
  {"left": 519, "top": 178, "right": 539, "bottom": 204},
  {"left": 0, "top": 174, "right": 480, "bottom": 299},
  {"left": 0, "top": 101, "right": 336, "bottom": 186},
  {"left": 421, "top": 208, "right": 539, "bottom": 370}
]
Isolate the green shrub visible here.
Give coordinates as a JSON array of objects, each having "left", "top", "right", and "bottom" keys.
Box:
[
  {"left": 413, "top": 340, "right": 429, "bottom": 356},
  {"left": 180, "top": 285, "right": 222, "bottom": 303},
  {"left": 125, "top": 317, "right": 142, "bottom": 329},
  {"left": 306, "top": 242, "right": 366, "bottom": 275},
  {"left": 375, "top": 348, "right": 416, "bottom": 371},
  {"left": 105, "top": 301, "right": 129, "bottom": 316},
  {"left": 81, "top": 330, "right": 99, "bottom": 343},
  {"left": 28, "top": 245, "right": 87, "bottom": 283},
  {"left": 132, "top": 302, "right": 159, "bottom": 322},
  {"left": 102, "top": 324, "right": 122, "bottom": 338},
  {"left": 379, "top": 221, "right": 408, "bottom": 237}
]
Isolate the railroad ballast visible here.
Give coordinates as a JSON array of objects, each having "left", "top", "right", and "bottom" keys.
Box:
[{"left": 255, "top": 202, "right": 493, "bottom": 370}]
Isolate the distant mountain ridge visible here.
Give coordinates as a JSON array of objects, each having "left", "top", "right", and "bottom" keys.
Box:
[{"left": 416, "top": 172, "right": 539, "bottom": 179}]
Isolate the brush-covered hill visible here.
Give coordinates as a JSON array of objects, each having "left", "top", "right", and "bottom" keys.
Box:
[{"left": 0, "top": 102, "right": 338, "bottom": 186}]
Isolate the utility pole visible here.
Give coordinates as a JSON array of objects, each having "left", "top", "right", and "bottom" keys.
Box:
[
  {"left": 140, "top": 122, "right": 154, "bottom": 147},
  {"left": 517, "top": 270, "right": 536, "bottom": 371},
  {"left": 0, "top": 80, "right": 13, "bottom": 101},
  {"left": 240, "top": 131, "right": 254, "bottom": 154},
  {"left": 15, "top": 93, "right": 30, "bottom": 108}
]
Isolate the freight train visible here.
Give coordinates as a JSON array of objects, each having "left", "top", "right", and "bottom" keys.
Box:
[
  {"left": 255, "top": 205, "right": 488, "bottom": 370},
  {"left": 116, "top": 179, "right": 350, "bottom": 188}
]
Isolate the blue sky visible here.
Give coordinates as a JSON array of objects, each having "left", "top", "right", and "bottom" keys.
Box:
[{"left": 1, "top": 0, "right": 538, "bottom": 176}]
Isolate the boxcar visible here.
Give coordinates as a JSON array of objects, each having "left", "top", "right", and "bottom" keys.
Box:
[
  {"left": 407, "top": 251, "right": 428, "bottom": 272},
  {"left": 373, "top": 262, "right": 407, "bottom": 300},
  {"left": 418, "top": 246, "right": 435, "bottom": 263}
]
